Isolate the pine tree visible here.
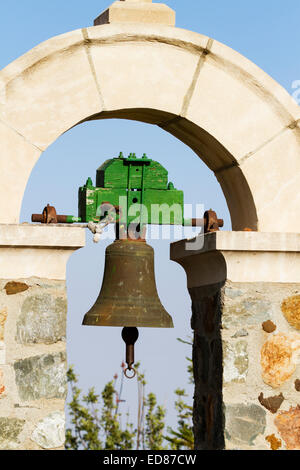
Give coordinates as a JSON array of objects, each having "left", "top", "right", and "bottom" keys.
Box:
[{"left": 66, "top": 339, "right": 194, "bottom": 450}]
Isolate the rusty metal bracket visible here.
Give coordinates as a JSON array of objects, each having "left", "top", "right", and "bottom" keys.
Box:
[
  {"left": 31, "top": 205, "right": 81, "bottom": 224},
  {"left": 188, "top": 210, "right": 224, "bottom": 233},
  {"left": 31, "top": 204, "right": 75, "bottom": 225},
  {"left": 31, "top": 204, "right": 58, "bottom": 224},
  {"left": 32, "top": 204, "right": 224, "bottom": 235},
  {"left": 203, "top": 209, "right": 224, "bottom": 233}
]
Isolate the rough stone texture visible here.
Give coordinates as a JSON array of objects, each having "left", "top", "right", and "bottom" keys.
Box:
[
  {"left": 258, "top": 393, "right": 284, "bottom": 414},
  {"left": 31, "top": 412, "right": 65, "bottom": 449},
  {"left": 0, "top": 275, "right": 71, "bottom": 450},
  {"left": 0, "top": 308, "right": 7, "bottom": 342},
  {"left": 225, "top": 404, "right": 266, "bottom": 446},
  {"left": 281, "top": 295, "right": 300, "bottom": 330},
  {"left": 5, "top": 282, "right": 29, "bottom": 296},
  {"left": 275, "top": 406, "right": 300, "bottom": 450},
  {"left": 261, "top": 333, "right": 300, "bottom": 388},
  {"left": 187, "top": 278, "right": 300, "bottom": 449},
  {"left": 14, "top": 353, "right": 67, "bottom": 401},
  {"left": 223, "top": 340, "right": 248, "bottom": 384},
  {"left": 0, "top": 418, "right": 25, "bottom": 449},
  {"left": 224, "top": 286, "right": 245, "bottom": 299},
  {"left": 262, "top": 320, "right": 277, "bottom": 333},
  {"left": 231, "top": 329, "right": 248, "bottom": 338},
  {"left": 0, "top": 308, "right": 7, "bottom": 365},
  {"left": 16, "top": 294, "right": 67, "bottom": 344},
  {"left": 223, "top": 297, "right": 271, "bottom": 329},
  {"left": 265, "top": 434, "right": 282, "bottom": 451},
  {"left": 0, "top": 369, "right": 5, "bottom": 398},
  {"left": 172, "top": 235, "right": 300, "bottom": 450}
]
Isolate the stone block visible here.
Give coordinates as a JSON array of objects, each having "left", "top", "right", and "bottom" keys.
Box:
[
  {"left": 0, "top": 418, "right": 25, "bottom": 450},
  {"left": 4, "top": 282, "right": 29, "bottom": 295},
  {"left": 16, "top": 294, "right": 67, "bottom": 344},
  {"left": 239, "top": 127, "right": 300, "bottom": 232},
  {"left": 31, "top": 411, "right": 65, "bottom": 449},
  {"left": 94, "top": 1, "right": 175, "bottom": 27},
  {"left": 0, "top": 121, "right": 41, "bottom": 224},
  {"left": 275, "top": 406, "right": 300, "bottom": 450},
  {"left": 224, "top": 286, "right": 245, "bottom": 299},
  {"left": 265, "top": 434, "right": 282, "bottom": 451},
  {"left": 231, "top": 329, "right": 248, "bottom": 338},
  {"left": 258, "top": 392, "right": 284, "bottom": 414},
  {"left": 0, "top": 368, "right": 5, "bottom": 398},
  {"left": 184, "top": 40, "right": 293, "bottom": 165},
  {"left": 0, "top": 308, "right": 7, "bottom": 342},
  {"left": 0, "top": 30, "right": 101, "bottom": 151},
  {"left": 14, "top": 353, "right": 67, "bottom": 401},
  {"left": 0, "top": 225, "right": 85, "bottom": 280},
  {"left": 261, "top": 333, "right": 300, "bottom": 388},
  {"left": 225, "top": 404, "right": 266, "bottom": 446},
  {"left": 281, "top": 295, "right": 300, "bottom": 330},
  {"left": 262, "top": 320, "right": 277, "bottom": 333},
  {"left": 86, "top": 28, "right": 199, "bottom": 118},
  {"left": 223, "top": 340, "right": 248, "bottom": 384},
  {"left": 223, "top": 298, "right": 271, "bottom": 329},
  {"left": 0, "top": 308, "right": 7, "bottom": 366}
]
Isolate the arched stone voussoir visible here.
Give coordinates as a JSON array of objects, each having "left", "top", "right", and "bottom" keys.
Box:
[
  {"left": 84, "top": 24, "right": 207, "bottom": 117},
  {"left": 0, "top": 28, "right": 103, "bottom": 152},
  {"left": 184, "top": 38, "right": 300, "bottom": 165},
  {"left": 0, "top": 120, "right": 41, "bottom": 224}
]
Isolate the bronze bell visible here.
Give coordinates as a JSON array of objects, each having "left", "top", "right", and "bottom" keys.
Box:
[{"left": 82, "top": 239, "right": 174, "bottom": 329}]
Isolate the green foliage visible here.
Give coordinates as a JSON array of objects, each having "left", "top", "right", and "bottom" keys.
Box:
[
  {"left": 66, "top": 367, "right": 135, "bottom": 450},
  {"left": 166, "top": 338, "right": 194, "bottom": 450},
  {"left": 166, "top": 388, "right": 194, "bottom": 450},
  {"left": 145, "top": 393, "right": 166, "bottom": 450},
  {"left": 66, "top": 339, "right": 194, "bottom": 451}
]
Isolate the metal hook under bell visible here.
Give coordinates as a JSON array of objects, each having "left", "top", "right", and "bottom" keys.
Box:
[{"left": 122, "top": 327, "right": 139, "bottom": 379}]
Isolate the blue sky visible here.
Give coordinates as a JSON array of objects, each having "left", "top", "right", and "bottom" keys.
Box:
[{"left": 1, "top": 0, "right": 300, "bottom": 434}]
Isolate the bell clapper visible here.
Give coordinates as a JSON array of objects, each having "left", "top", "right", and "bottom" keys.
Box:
[{"left": 122, "top": 327, "right": 139, "bottom": 379}]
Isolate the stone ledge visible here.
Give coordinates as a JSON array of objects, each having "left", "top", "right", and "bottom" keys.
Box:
[
  {"left": 0, "top": 225, "right": 85, "bottom": 249},
  {"left": 171, "top": 232, "right": 300, "bottom": 287},
  {"left": 171, "top": 231, "right": 300, "bottom": 261}
]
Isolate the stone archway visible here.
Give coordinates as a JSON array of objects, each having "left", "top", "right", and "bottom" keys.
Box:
[
  {"left": 1, "top": 0, "right": 300, "bottom": 451},
  {"left": 0, "top": 22, "right": 299, "bottom": 230}
]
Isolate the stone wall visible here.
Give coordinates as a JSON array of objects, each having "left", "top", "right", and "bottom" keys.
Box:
[
  {"left": 0, "top": 277, "right": 67, "bottom": 450},
  {"left": 191, "top": 280, "right": 300, "bottom": 450}
]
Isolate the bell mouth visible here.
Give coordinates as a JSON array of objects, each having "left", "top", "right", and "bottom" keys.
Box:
[
  {"left": 82, "top": 296, "right": 174, "bottom": 328},
  {"left": 83, "top": 321, "right": 174, "bottom": 329}
]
